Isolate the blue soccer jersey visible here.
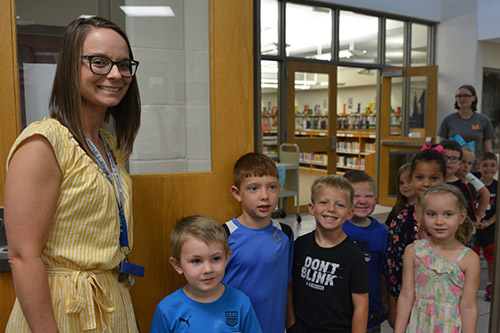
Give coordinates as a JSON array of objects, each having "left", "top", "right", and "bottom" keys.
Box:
[{"left": 150, "top": 285, "right": 262, "bottom": 332}]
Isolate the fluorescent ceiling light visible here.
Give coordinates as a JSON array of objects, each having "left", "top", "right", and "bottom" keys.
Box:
[
  {"left": 120, "top": 6, "right": 175, "bottom": 17},
  {"left": 339, "top": 49, "right": 354, "bottom": 58},
  {"left": 314, "top": 53, "right": 332, "bottom": 61}
]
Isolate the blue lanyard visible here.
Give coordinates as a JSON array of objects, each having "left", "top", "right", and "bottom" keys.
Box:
[{"left": 85, "top": 134, "right": 129, "bottom": 251}]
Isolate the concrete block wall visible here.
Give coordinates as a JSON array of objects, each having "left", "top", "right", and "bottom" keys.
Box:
[
  {"left": 435, "top": 0, "right": 479, "bottom": 131},
  {"left": 128, "top": 0, "right": 211, "bottom": 174}
]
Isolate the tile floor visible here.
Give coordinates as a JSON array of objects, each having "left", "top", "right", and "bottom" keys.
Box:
[{"left": 276, "top": 205, "right": 491, "bottom": 332}]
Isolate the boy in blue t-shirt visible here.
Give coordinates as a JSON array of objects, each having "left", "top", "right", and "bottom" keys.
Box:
[
  {"left": 222, "top": 152, "right": 294, "bottom": 333},
  {"left": 150, "top": 215, "right": 262, "bottom": 333},
  {"left": 343, "top": 171, "right": 388, "bottom": 332}
]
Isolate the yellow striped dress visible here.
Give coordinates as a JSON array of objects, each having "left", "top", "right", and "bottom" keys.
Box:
[{"left": 5, "top": 118, "right": 138, "bottom": 332}]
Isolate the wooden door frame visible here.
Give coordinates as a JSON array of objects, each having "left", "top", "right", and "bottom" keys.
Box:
[
  {"left": 0, "top": 1, "right": 20, "bottom": 329},
  {"left": 378, "top": 66, "right": 437, "bottom": 206},
  {"left": 0, "top": 0, "right": 254, "bottom": 330}
]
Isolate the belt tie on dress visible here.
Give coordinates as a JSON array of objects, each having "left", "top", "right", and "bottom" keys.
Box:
[{"left": 45, "top": 266, "right": 115, "bottom": 331}]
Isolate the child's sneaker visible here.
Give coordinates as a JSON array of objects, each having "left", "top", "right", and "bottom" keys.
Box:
[{"left": 485, "top": 283, "right": 493, "bottom": 301}]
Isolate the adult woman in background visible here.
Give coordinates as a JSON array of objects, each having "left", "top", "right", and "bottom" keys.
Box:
[
  {"left": 438, "top": 84, "right": 493, "bottom": 161},
  {"left": 4, "top": 17, "right": 141, "bottom": 332}
]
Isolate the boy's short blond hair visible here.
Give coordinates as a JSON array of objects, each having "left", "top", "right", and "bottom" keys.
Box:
[
  {"left": 170, "top": 215, "right": 230, "bottom": 261},
  {"left": 233, "top": 152, "right": 279, "bottom": 188},
  {"left": 310, "top": 175, "right": 354, "bottom": 208},
  {"left": 461, "top": 145, "right": 474, "bottom": 156},
  {"left": 343, "top": 170, "right": 376, "bottom": 190}
]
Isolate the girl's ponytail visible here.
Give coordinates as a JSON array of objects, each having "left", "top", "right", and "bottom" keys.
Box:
[{"left": 456, "top": 216, "right": 474, "bottom": 245}]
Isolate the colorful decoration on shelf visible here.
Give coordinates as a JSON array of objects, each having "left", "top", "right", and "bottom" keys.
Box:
[
  {"left": 271, "top": 106, "right": 278, "bottom": 116},
  {"left": 314, "top": 104, "right": 321, "bottom": 115},
  {"left": 303, "top": 104, "right": 313, "bottom": 116},
  {"left": 262, "top": 105, "right": 278, "bottom": 117},
  {"left": 365, "top": 102, "right": 375, "bottom": 114}
]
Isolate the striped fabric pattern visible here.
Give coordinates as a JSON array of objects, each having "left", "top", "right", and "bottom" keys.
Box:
[{"left": 5, "top": 118, "right": 138, "bottom": 332}]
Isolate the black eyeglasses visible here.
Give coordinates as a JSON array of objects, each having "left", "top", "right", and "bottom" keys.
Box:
[
  {"left": 455, "top": 94, "right": 473, "bottom": 99},
  {"left": 444, "top": 156, "right": 460, "bottom": 163},
  {"left": 81, "top": 55, "right": 139, "bottom": 77}
]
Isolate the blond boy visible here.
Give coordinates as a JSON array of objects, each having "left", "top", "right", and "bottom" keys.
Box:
[
  {"left": 287, "top": 175, "right": 369, "bottom": 333},
  {"left": 151, "top": 215, "right": 262, "bottom": 332}
]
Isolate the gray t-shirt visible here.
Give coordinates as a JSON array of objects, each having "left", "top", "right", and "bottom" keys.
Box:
[{"left": 438, "top": 112, "right": 494, "bottom": 159}]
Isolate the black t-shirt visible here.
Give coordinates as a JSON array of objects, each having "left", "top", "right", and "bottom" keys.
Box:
[
  {"left": 292, "top": 231, "right": 370, "bottom": 332},
  {"left": 448, "top": 179, "right": 477, "bottom": 221},
  {"left": 483, "top": 179, "right": 498, "bottom": 222}
]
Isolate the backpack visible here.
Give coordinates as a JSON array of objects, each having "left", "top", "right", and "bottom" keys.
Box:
[{"left": 222, "top": 219, "right": 293, "bottom": 240}]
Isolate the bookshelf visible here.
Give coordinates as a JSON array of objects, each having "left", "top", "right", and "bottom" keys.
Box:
[
  {"left": 295, "top": 129, "right": 376, "bottom": 178},
  {"left": 262, "top": 115, "right": 278, "bottom": 159}
]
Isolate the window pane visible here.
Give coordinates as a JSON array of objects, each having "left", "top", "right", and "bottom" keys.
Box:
[
  {"left": 482, "top": 69, "right": 500, "bottom": 151},
  {"left": 409, "top": 76, "right": 427, "bottom": 136},
  {"left": 286, "top": 4, "right": 332, "bottom": 60},
  {"left": 339, "top": 11, "right": 379, "bottom": 64},
  {"left": 261, "top": 60, "right": 279, "bottom": 159},
  {"left": 261, "top": 0, "right": 279, "bottom": 56},
  {"left": 386, "top": 19, "right": 404, "bottom": 66},
  {"left": 15, "top": 0, "right": 211, "bottom": 174},
  {"left": 411, "top": 23, "right": 428, "bottom": 66},
  {"left": 294, "top": 71, "right": 329, "bottom": 136},
  {"left": 388, "top": 149, "right": 415, "bottom": 197},
  {"left": 294, "top": 71, "right": 329, "bottom": 174},
  {"left": 390, "top": 77, "right": 404, "bottom": 136},
  {"left": 337, "top": 67, "right": 377, "bottom": 130}
]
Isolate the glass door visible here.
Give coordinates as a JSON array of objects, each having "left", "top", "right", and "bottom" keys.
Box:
[
  {"left": 285, "top": 61, "right": 336, "bottom": 211},
  {"left": 378, "top": 66, "right": 438, "bottom": 205}
]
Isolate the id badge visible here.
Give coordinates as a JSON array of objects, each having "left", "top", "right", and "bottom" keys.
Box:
[{"left": 119, "top": 261, "right": 145, "bottom": 277}]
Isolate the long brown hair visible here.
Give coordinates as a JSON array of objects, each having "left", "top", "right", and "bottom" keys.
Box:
[
  {"left": 393, "top": 163, "right": 412, "bottom": 214},
  {"left": 454, "top": 84, "right": 477, "bottom": 111},
  {"left": 49, "top": 16, "right": 141, "bottom": 159}
]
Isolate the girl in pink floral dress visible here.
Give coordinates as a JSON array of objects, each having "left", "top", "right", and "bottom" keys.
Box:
[{"left": 394, "top": 184, "right": 481, "bottom": 333}]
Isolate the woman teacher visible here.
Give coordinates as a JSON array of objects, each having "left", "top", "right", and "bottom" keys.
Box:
[
  {"left": 4, "top": 17, "right": 142, "bottom": 332},
  {"left": 439, "top": 84, "right": 493, "bottom": 160}
]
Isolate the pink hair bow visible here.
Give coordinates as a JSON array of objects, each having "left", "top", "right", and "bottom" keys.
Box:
[{"left": 420, "top": 142, "right": 444, "bottom": 153}]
